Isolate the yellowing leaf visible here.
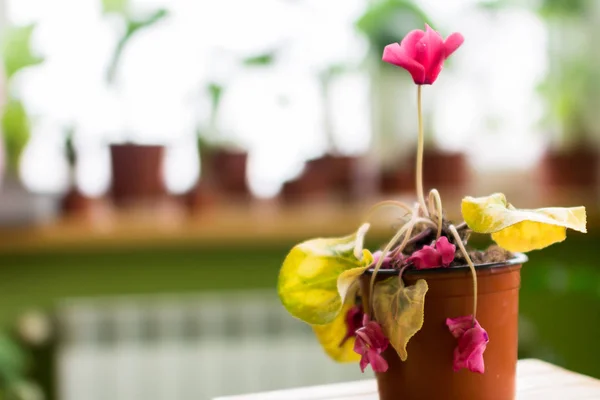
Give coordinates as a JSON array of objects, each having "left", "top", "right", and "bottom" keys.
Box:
[
  {"left": 373, "top": 277, "right": 428, "bottom": 361},
  {"left": 312, "top": 301, "right": 361, "bottom": 363},
  {"left": 278, "top": 226, "right": 373, "bottom": 325},
  {"left": 462, "top": 193, "right": 586, "bottom": 252}
]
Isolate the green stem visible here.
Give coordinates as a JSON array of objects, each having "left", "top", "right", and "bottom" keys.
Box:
[
  {"left": 416, "top": 85, "right": 428, "bottom": 216},
  {"left": 449, "top": 225, "right": 478, "bottom": 325}
]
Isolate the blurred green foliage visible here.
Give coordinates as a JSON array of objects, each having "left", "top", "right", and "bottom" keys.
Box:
[
  {"left": 101, "top": 0, "right": 128, "bottom": 14},
  {"left": 104, "top": 0, "right": 169, "bottom": 83},
  {"left": 242, "top": 51, "right": 277, "bottom": 67},
  {"left": 356, "top": 0, "right": 431, "bottom": 52},
  {"left": 2, "top": 25, "right": 44, "bottom": 80},
  {"left": 0, "top": 334, "right": 26, "bottom": 389},
  {"left": 1, "top": 24, "right": 44, "bottom": 174},
  {"left": 1, "top": 100, "right": 30, "bottom": 174},
  {"left": 0, "top": 333, "right": 40, "bottom": 400},
  {"left": 539, "top": 0, "right": 587, "bottom": 18}
]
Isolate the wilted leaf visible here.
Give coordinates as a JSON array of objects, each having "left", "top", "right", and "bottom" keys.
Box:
[
  {"left": 462, "top": 193, "right": 586, "bottom": 252},
  {"left": 373, "top": 277, "right": 428, "bottom": 361},
  {"left": 312, "top": 301, "right": 361, "bottom": 363},
  {"left": 278, "top": 227, "right": 373, "bottom": 325}
]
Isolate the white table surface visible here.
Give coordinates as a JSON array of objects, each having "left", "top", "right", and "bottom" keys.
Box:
[{"left": 214, "top": 359, "right": 600, "bottom": 400}]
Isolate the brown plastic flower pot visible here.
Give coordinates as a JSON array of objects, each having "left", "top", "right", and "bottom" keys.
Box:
[
  {"left": 359, "top": 254, "right": 526, "bottom": 400},
  {"left": 109, "top": 144, "right": 166, "bottom": 207},
  {"left": 538, "top": 146, "right": 598, "bottom": 189}
]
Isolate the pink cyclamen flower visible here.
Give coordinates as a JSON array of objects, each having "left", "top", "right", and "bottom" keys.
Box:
[
  {"left": 353, "top": 315, "right": 389, "bottom": 373},
  {"left": 382, "top": 24, "right": 464, "bottom": 85},
  {"left": 339, "top": 305, "right": 364, "bottom": 347},
  {"left": 371, "top": 251, "right": 391, "bottom": 268},
  {"left": 408, "top": 236, "right": 456, "bottom": 269},
  {"left": 446, "top": 315, "right": 489, "bottom": 374},
  {"left": 435, "top": 236, "right": 456, "bottom": 266}
]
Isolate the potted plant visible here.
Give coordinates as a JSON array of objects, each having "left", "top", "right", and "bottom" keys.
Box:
[
  {"left": 1, "top": 24, "right": 44, "bottom": 187},
  {"left": 281, "top": 65, "right": 372, "bottom": 203},
  {"left": 277, "top": 25, "right": 587, "bottom": 400},
  {"left": 59, "top": 127, "right": 100, "bottom": 217},
  {"left": 102, "top": 0, "right": 170, "bottom": 207},
  {"left": 535, "top": 0, "right": 599, "bottom": 190},
  {"left": 195, "top": 81, "right": 249, "bottom": 200}
]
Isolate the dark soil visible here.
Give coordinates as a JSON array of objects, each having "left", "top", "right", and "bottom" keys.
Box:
[
  {"left": 394, "top": 218, "right": 513, "bottom": 267},
  {"left": 467, "top": 245, "right": 513, "bottom": 265}
]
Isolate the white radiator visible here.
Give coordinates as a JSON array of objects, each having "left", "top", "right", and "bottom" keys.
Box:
[{"left": 55, "top": 291, "right": 371, "bottom": 400}]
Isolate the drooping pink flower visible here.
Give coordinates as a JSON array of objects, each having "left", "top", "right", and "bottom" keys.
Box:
[
  {"left": 436, "top": 236, "right": 456, "bottom": 266},
  {"left": 353, "top": 315, "right": 389, "bottom": 373},
  {"left": 407, "top": 236, "right": 456, "bottom": 269},
  {"left": 407, "top": 245, "right": 440, "bottom": 269},
  {"left": 339, "top": 305, "right": 364, "bottom": 346},
  {"left": 382, "top": 24, "right": 464, "bottom": 85},
  {"left": 370, "top": 250, "right": 405, "bottom": 270},
  {"left": 446, "top": 315, "right": 489, "bottom": 374}
]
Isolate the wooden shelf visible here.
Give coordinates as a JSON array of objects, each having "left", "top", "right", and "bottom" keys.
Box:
[{"left": 0, "top": 188, "right": 596, "bottom": 253}]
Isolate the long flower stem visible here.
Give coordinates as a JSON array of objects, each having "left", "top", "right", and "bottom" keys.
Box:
[
  {"left": 416, "top": 85, "right": 428, "bottom": 216},
  {"left": 364, "top": 200, "right": 413, "bottom": 223},
  {"left": 449, "top": 225, "right": 477, "bottom": 325},
  {"left": 428, "top": 189, "right": 443, "bottom": 238}
]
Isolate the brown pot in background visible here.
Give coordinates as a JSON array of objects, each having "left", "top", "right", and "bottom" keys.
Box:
[
  {"left": 109, "top": 144, "right": 166, "bottom": 207},
  {"left": 281, "top": 155, "right": 371, "bottom": 202},
  {"left": 380, "top": 149, "right": 470, "bottom": 195},
  {"left": 181, "top": 180, "right": 217, "bottom": 214},
  {"left": 538, "top": 146, "right": 598, "bottom": 189},
  {"left": 359, "top": 255, "right": 526, "bottom": 400},
  {"left": 379, "top": 168, "right": 413, "bottom": 194},
  {"left": 411, "top": 149, "right": 470, "bottom": 193},
  {"left": 60, "top": 188, "right": 95, "bottom": 216},
  {"left": 203, "top": 149, "right": 249, "bottom": 198}
]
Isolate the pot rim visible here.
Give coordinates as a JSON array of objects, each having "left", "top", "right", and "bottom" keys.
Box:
[{"left": 364, "top": 252, "right": 528, "bottom": 276}]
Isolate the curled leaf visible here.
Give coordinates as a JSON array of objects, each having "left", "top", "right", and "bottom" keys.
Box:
[
  {"left": 462, "top": 193, "right": 586, "bottom": 252},
  {"left": 373, "top": 277, "right": 428, "bottom": 361},
  {"left": 312, "top": 301, "right": 361, "bottom": 363},
  {"left": 278, "top": 225, "right": 373, "bottom": 325}
]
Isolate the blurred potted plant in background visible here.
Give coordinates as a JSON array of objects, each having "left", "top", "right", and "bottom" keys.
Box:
[
  {"left": 357, "top": 0, "right": 469, "bottom": 196},
  {"left": 278, "top": 24, "right": 586, "bottom": 400},
  {"left": 102, "top": 0, "right": 170, "bottom": 208},
  {"left": 1, "top": 24, "right": 44, "bottom": 187},
  {"left": 0, "top": 24, "right": 55, "bottom": 226},
  {"left": 281, "top": 64, "right": 373, "bottom": 204},
  {"left": 59, "top": 127, "right": 98, "bottom": 217},
  {"left": 197, "top": 80, "right": 248, "bottom": 198},
  {"left": 535, "top": 0, "right": 600, "bottom": 191},
  {"left": 188, "top": 51, "right": 276, "bottom": 210}
]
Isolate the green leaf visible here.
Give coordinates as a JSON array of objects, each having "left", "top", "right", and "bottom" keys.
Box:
[
  {"left": 373, "top": 277, "right": 428, "bottom": 361},
  {"left": 242, "top": 51, "right": 276, "bottom": 67},
  {"left": 312, "top": 300, "right": 360, "bottom": 363},
  {"left": 106, "top": 9, "right": 169, "bottom": 83},
  {"left": 102, "top": 0, "right": 128, "bottom": 15},
  {"left": 462, "top": 193, "right": 587, "bottom": 252},
  {"left": 2, "top": 24, "right": 44, "bottom": 79},
  {"left": 1, "top": 99, "right": 30, "bottom": 173},
  {"left": 356, "top": 0, "right": 432, "bottom": 51},
  {"left": 278, "top": 225, "right": 373, "bottom": 325}
]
